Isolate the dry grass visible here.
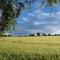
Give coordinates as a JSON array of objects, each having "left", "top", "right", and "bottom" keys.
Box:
[{"left": 0, "top": 36, "right": 60, "bottom": 60}]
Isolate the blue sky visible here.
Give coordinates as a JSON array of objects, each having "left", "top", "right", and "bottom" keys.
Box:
[{"left": 11, "top": 1, "right": 60, "bottom": 35}]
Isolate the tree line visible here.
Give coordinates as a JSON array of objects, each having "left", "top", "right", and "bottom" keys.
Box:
[
  {"left": 28, "top": 33, "right": 60, "bottom": 36},
  {"left": 1, "top": 32, "right": 60, "bottom": 37}
]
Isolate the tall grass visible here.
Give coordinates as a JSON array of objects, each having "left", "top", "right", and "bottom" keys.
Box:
[
  {"left": 0, "top": 37, "right": 60, "bottom": 60},
  {"left": 0, "top": 49, "right": 60, "bottom": 60}
]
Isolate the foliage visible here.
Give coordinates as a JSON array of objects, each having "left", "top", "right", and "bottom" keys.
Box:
[
  {"left": 47, "top": 0, "right": 60, "bottom": 6},
  {"left": 37, "top": 32, "right": 41, "bottom": 36},
  {"left": 0, "top": 0, "right": 36, "bottom": 35}
]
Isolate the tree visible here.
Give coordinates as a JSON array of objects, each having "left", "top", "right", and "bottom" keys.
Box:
[
  {"left": 29, "top": 34, "right": 35, "bottom": 36},
  {"left": 48, "top": 33, "right": 51, "bottom": 36},
  {"left": 37, "top": 32, "right": 41, "bottom": 36},
  {"left": 47, "top": 0, "right": 59, "bottom": 6},
  {"left": 42, "top": 33, "right": 46, "bottom": 36},
  {"left": 0, "top": 0, "right": 36, "bottom": 35},
  {"left": 41, "top": 0, "right": 60, "bottom": 6},
  {"left": 0, "top": 0, "right": 59, "bottom": 36}
]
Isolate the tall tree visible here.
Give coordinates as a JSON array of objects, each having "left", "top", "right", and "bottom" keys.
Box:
[{"left": 0, "top": 0, "right": 36, "bottom": 35}]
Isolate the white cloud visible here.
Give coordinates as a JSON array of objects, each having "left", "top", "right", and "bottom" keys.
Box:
[
  {"left": 33, "top": 21, "right": 46, "bottom": 25},
  {"left": 37, "top": 12, "right": 50, "bottom": 19},
  {"left": 52, "top": 28, "right": 60, "bottom": 34},
  {"left": 54, "top": 30, "right": 60, "bottom": 34},
  {"left": 41, "top": 13, "right": 50, "bottom": 16},
  {"left": 28, "top": 10, "right": 50, "bottom": 19},
  {"left": 10, "top": 1, "right": 60, "bottom": 35},
  {"left": 21, "top": 11, "right": 60, "bottom": 34},
  {"left": 22, "top": 17, "right": 29, "bottom": 22},
  {"left": 33, "top": 21, "right": 40, "bottom": 25},
  {"left": 56, "top": 12, "right": 60, "bottom": 15},
  {"left": 46, "top": 25, "right": 60, "bottom": 34}
]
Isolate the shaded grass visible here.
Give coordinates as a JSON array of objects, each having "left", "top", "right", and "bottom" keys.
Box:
[{"left": 0, "top": 49, "right": 60, "bottom": 60}]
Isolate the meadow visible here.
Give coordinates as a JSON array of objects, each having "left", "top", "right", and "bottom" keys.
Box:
[{"left": 0, "top": 36, "right": 60, "bottom": 60}]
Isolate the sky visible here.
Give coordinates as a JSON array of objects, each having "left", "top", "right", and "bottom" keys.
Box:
[{"left": 10, "top": 0, "right": 60, "bottom": 35}]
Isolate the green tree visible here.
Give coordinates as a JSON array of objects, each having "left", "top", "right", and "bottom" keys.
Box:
[
  {"left": 0, "top": 0, "right": 36, "bottom": 35},
  {"left": 42, "top": 0, "right": 60, "bottom": 6},
  {"left": 37, "top": 32, "right": 41, "bottom": 36},
  {"left": 47, "top": 0, "right": 59, "bottom": 6}
]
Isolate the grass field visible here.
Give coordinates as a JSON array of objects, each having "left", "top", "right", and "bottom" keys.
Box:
[{"left": 0, "top": 36, "right": 60, "bottom": 60}]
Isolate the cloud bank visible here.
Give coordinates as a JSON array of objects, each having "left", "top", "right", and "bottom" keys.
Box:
[{"left": 11, "top": 2, "right": 60, "bottom": 35}]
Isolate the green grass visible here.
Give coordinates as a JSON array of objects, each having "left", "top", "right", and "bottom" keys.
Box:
[{"left": 0, "top": 36, "right": 60, "bottom": 60}]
